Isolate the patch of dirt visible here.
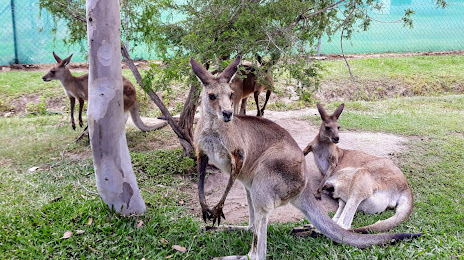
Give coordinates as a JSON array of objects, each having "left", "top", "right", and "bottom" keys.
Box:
[
  {"left": 184, "top": 109, "right": 408, "bottom": 225},
  {"left": 2, "top": 94, "right": 66, "bottom": 116}
]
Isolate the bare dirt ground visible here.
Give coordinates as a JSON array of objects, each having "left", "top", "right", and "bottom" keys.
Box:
[{"left": 184, "top": 109, "right": 408, "bottom": 225}]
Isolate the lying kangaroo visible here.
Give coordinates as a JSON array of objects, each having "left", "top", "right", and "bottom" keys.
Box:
[
  {"left": 229, "top": 60, "right": 273, "bottom": 117},
  {"left": 191, "top": 56, "right": 421, "bottom": 260},
  {"left": 303, "top": 103, "right": 414, "bottom": 233},
  {"left": 42, "top": 52, "right": 161, "bottom": 131}
]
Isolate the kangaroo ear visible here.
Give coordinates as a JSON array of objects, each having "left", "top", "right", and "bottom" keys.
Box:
[
  {"left": 333, "top": 103, "right": 345, "bottom": 119},
  {"left": 53, "top": 52, "right": 62, "bottom": 63},
  {"left": 316, "top": 104, "right": 329, "bottom": 121},
  {"left": 60, "top": 54, "right": 73, "bottom": 67},
  {"left": 217, "top": 55, "right": 240, "bottom": 83},
  {"left": 190, "top": 58, "right": 214, "bottom": 86}
]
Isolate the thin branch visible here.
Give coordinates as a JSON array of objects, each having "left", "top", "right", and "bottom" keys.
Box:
[
  {"left": 285, "top": 0, "right": 346, "bottom": 31},
  {"left": 340, "top": 3, "right": 357, "bottom": 81},
  {"left": 120, "top": 45, "right": 187, "bottom": 140},
  {"left": 53, "top": 1, "right": 86, "bottom": 22}
]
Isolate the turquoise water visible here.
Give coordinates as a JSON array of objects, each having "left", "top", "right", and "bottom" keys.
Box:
[{"left": 0, "top": 0, "right": 463, "bottom": 65}]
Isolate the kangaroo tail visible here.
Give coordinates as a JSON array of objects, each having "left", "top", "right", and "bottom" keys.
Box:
[
  {"left": 352, "top": 190, "right": 414, "bottom": 234},
  {"left": 291, "top": 183, "right": 421, "bottom": 248},
  {"left": 129, "top": 102, "right": 167, "bottom": 132}
]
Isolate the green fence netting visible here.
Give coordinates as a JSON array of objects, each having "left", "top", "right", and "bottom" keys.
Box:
[{"left": 1, "top": 0, "right": 463, "bottom": 65}]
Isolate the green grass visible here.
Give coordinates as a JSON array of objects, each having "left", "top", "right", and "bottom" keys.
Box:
[
  {"left": 321, "top": 55, "right": 464, "bottom": 81},
  {"left": 1, "top": 57, "right": 464, "bottom": 258},
  {"left": 0, "top": 71, "right": 62, "bottom": 98}
]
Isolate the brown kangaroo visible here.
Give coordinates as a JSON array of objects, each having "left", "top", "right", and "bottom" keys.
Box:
[
  {"left": 229, "top": 59, "right": 273, "bottom": 117},
  {"left": 191, "top": 56, "right": 421, "bottom": 260},
  {"left": 303, "top": 103, "right": 414, "bottom": 233},
  {"left": 42, "top": 52, "right": 161, "bottom": 131}
]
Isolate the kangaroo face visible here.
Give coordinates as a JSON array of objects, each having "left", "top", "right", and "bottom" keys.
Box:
[
  {"left": 317, "top": 103, "right": 345, "bottom": 144},
  {"left": 190, "top": 56, "right": 240, "bottom": 123},
  {"left": 42, "top": 64, "right": 66, "bottom": 82},
  {"left": 42, "top": 52, "right": 73, "bottom": 82},
  {"left": 321, "top": 119, "right": 341, "bottom": 144},
  {"left": 204, "top": 81, "right": 235, "bottom": 122}
]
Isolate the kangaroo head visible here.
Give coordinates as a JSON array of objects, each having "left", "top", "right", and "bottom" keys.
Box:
[
  {"left": 317, "top": 103, "right": 344, "bottom": 144},
  {"left": 42, "top": 52, "right": 73, "bottom": 82},
  {"left": 190, "top": 56, "right": 240, "bottom": 122}
]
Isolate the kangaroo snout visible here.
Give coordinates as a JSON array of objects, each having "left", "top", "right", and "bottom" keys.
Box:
[
  {"left": 332, "top": 136, "right": 339, "bottom": 143},
  {"left": 42, "top": 76, "right": 51, "bottom": 82},
  {"left": 222, "top": 110, "right": 233, "bottom": 122}
]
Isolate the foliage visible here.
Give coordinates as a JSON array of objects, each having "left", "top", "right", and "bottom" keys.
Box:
[{"left": 38, "top": 0, "right": 446, "bottom": 100}]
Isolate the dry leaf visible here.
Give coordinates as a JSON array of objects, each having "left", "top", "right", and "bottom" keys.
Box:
[
  {"left": 179, "top": 200, "right": 184, "bottom": 205},
  {"left": 61, "top": 231, "right": 73, "bottom": 239},
  {"left": 75, "top": 230, "right": 85, "bottom": 235},
  {"left": 172, "top": 245, "right": 187, "bottom": 253},
  {"left": 137, "top": 219, "right": 144, "bottom": 228},
  {"left": 165, "top": 255, "right": 173, "bottom": 259},
  {"left": 88, "top": 218, "right": 93, "bottom": 226},
  {"left": 159, "top": 238, "right": 168, "bottom": 245}
]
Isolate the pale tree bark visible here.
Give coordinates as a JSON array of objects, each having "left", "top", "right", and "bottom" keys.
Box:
[{"left": 86, "top": 0, "right": 146, "bottom": 215}]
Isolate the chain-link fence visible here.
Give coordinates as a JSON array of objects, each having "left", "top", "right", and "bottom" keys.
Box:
[{"left": 1, "top": 0, "right": 464, "bottom": 65}]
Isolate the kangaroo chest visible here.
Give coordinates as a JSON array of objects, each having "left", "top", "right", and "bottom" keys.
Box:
[
  {"left": 312, "top": 145, "right": 333, "bottom": 175},
  {"left": 197, "top": 131, "right": 232, "bottom": 174}
]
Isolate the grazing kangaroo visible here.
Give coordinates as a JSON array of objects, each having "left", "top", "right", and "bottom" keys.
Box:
[
  {"left": 303, "top": 103, "right": 414, "bottom": 233},
  {"left": 191, "top": 57, "right": 421, "bottom": 260},
  {"left": 42, "top": 52, "right": 160, "bottom": 132},
  {"left": 229, "top": 58, "right": 273, "bottom": 116}
]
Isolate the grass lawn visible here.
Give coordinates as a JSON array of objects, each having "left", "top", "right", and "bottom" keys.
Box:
[{"left": 1, "top": 55, "right": 463, "bottom": 258}]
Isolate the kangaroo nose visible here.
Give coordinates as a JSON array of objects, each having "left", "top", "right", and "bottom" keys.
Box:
[
  {"left": 333, "top": 136, "right": 339, "bottom": 143},
  {"left": 222, "top": 110, "right": 233, "bottom": 122}
]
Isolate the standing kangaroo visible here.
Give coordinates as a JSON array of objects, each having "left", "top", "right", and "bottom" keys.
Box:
[
  {"left": 42, "top": 52, "right": 161, "bottom": 132},
  {"left": 303, "top": 103, "right": 414, "bottom": 233},
  {"left": 191, "top": 56, "right": 421, "bottom": 260},
  {"left": 229, "top": 59, "right": 273, "bottom": 117}
]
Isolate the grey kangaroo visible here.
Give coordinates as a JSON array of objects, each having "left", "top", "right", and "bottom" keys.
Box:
[
  {"left": 229, "top": 57, "right": 273, "bottom": 116},
  {"left": 303, "top": 103, "right": 414, "bottom": 233},
  {"left": 191, "top": 56, "right": 421, "bottom": 260},
  {"left": 42, "top": 52, "right": 160, "bottom": 131}
]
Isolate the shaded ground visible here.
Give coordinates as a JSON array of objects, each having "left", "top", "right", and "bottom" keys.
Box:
[{"left": 184, "top": 109, "right": 408, "bottom": 225}]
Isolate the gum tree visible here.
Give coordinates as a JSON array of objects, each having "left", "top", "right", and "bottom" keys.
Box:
[{"left": 86, "top": 0, "right": 146, "bottom": 214}]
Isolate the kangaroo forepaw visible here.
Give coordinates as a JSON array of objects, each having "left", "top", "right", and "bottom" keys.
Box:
[
  {"left": 201, "top": 206, "right": 212, "bottom": 223},
  {"left": 211, "top": 205, "right": 226, "bottom": 226},
  {"left": 314, "top": 189, "right": 322, "bottom": 200},
  {"left": 72, "top": 122, "right": 76, "bottom": 130},
  {"left": 79, "top": 120, "right": 84, "bottom": 128}
]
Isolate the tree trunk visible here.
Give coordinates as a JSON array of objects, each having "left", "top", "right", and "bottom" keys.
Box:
[
  {"left": 178, "top": 81, "right": 200, "bottom": 157},
  {"left": 86, "top": 0, "right": 146, "bottom": 215}
]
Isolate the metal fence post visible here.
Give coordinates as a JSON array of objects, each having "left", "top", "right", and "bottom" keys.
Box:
[{"left": 10, "top": 0, "right": 18, "bottom": 64}]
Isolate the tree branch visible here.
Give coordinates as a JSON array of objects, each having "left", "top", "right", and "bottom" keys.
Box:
[
  {"left": 120, "top": 45, "right": 187, "bottom": 140},
  {"left": 285, "top": 0, "right": 346, "bottom": 31}
]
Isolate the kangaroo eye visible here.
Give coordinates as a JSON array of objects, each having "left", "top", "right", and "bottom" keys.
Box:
[
  {"left": 337, "top": 126, "right": 340, "bottom": 130},
  {"left": 230, "top": 93, "right": 234, "bottom": 99},
  {"left": 51, "top": 70, "right": 55, "bottom": 74},
  {"left": 208, "top": 94, "right": 216, "bottom": 101},
  {"left": 325, "top": 126, "right": 331, "bottom": 131}
]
